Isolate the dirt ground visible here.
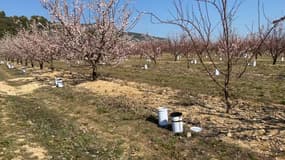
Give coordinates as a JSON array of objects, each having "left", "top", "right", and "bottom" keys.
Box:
[
  {"left": 0, "top": 78, "right": 44, "bottom": 96},
  {"left": 75, "top": 76, "right": 285, "bottom": 158},
  {"left": 0, "top": 68, "right": 284, "bottom": 159}
]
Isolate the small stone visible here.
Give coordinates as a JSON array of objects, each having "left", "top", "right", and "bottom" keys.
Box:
[
  {"left": 227, "top": 132, "right": 232, "bottom": 137},
  {"left": 261, "top": 136, "right": 269, "bottom": 140},
  {"left": 268, "top": 129, "right": 279, "bottom": 137},
  {"left": 27, "top": 120, "right": 33, "bottom": 125},
  {"left": 276, "top": 157, "right": 285, "bottom": 160},
  {"left": 186, "top": 132, "right": 192, "bottom": 138}
]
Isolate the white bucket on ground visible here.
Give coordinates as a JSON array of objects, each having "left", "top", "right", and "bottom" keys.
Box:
[
  {"left": 57, "top": 79, "right": 64, "bottom": 88},
  {"left": 7, "top": 64, "right": 13, "bottom": 69},
  {"left": 253, "top": 60, "right": 257, "bottom": 67},
  {"left": 144, "top": 64, "right": 148, "bottom": 70},
  {"left": 282, "top": 57, "right": 284, "bottom": 62},
  {"left": 171, "top": 112, "right": 183, "bottom": 133},
  {"left": 215, "top": 69, "right": 220, "bottom": 76},
  {"left": 55, "top": 78, "right": 58, "bottom": 86},
  {"left": 55, "top": 78, "right": 64, "bottom": 88},
  {"left": 22, "top": 68, "right": 26, "bottom": 74},
  {"left": 158, "top": 107, "right": 168, "bottom": 127},
  {"left": 194, "top": 59, "right": 197, "bottom": 64},
  {"left": 177, "top": 55, "right": 181, "bottom": 60}
]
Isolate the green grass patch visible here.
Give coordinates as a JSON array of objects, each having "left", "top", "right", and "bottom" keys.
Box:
[
  {"left": 6, "top": 95, "right": 123, "bottom": 159},
  {"left": 12, "top": 85, "right": 269, "bottom": 160},
  {"left": 0, "top": 60, "right": 277, "bottom": 159},
  {"left": 0, "top": 65, "right": 27, "bottom": 83},
  {"left": 50, "top": 55, "right": 285, "bottom": 105}
]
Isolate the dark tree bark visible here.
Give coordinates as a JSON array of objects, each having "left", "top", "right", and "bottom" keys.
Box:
[{"left": 39, "top": 62, "right": 44, "bottom": 70}]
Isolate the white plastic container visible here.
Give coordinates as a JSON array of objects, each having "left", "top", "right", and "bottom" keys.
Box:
[
  {"left": 55, "top": 78, "right": 64, "bottom": 88},
  {"left": 194, "top": 59, "right": 197, "bottom": 64},
  {"left": 57, "top": 79, "right": 64, "bottom": 88},
  {"left": 190, "top": 126, "right": 202, "bottom": 133},
  {"left": 253, "top": 60, "right": 257, "bottom": 67},
  {"left": 281, "top": 57, "right": 284, "bottom": 62},
  {"left": 215, "top": 69, "right": 220, "bottom": 76},
  {"left": 171, "top": 112, "right": 183, "bottom": 133},
  {"left": 177, "top": 55, "right": 181, "bottom": 60},
  {"left": 158, "top": 107, "right": 168, "bottom": 127},
  {"left": 22, "top": 68, "right": 26, "bottom": 74},
  {"left": 6, "top": 63, "right": 11, "bottom": 69},
  {"left": 55, "top": 77, "right": 58, "bottom": 86},
  {"left": 144, "top": 64, "right": 148, "bottom": 70},
  {"left": 7, "top": 64, "right": 14, "bottom": 69}
]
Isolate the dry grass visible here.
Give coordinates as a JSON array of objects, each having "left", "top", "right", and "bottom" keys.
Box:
[
  {"left": 74, "top": 76, "right": 285, "bottom": 157},
  {"left": 0, "top": 55, "right": 284, "bottom": 159}
]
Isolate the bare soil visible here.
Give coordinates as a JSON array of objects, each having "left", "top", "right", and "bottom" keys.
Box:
[
  {"left": 75, "top": 77, "right": 285, "bottom": 158},
  {"left": 0, "top": 80, "right": 44, "bottom": 96},
  {"left": 0, "top": 66, "right": 284, "bottom": 159}
]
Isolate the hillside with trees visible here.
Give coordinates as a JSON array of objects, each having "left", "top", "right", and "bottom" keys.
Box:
[{"left": 0, "top": 10, "right": 49, "bottom": 38}]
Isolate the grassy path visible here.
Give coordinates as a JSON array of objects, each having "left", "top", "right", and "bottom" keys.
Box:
[
  {"left": 0, "top": 96, "right": 48, "bottom": 159},
  {"left": 0, "top": 66, "right": 115, "bottom": 159}
]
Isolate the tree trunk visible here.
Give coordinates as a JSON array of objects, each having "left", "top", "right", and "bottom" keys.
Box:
[
  {"left": 91, "top": 66, "right": 98, "bottom": 81},
  {"left": 31, "top": 60, "right": 34, "bottom": 68},
  {"left": 68, "top": 60, "right": 72, "bottom": 74},
  {"left": 151, "top": 57, "right": 157, "bottom": 65},
  {"left": 25, "top": 59, "right": 28, "bottom": 66},
  {"left": 272, "top": 56, "right": 278, "bottom": 65},
  {"left": 174, "top": 55, "right": 178, "bottom": 61},
  {"left": 50, "top": 59, "right": 54, "bottom": 71},
  {"left": 224, "top": 87, "right": 231, "bottom": 113},
  {"left": 39, "top": 62, "right": 44, "bottom": 70},
  {"left": 187, "top": 60, "right": 190, "bottom": 69}
]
